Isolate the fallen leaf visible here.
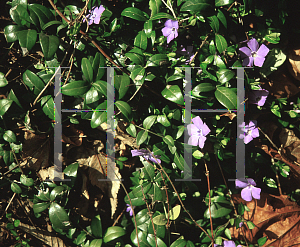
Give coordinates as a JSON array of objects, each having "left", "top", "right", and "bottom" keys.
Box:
[
  {"left": 287, "top": 47, "right": 300, "bottom": 81},
  {"left": 62, "top": 124, "right": 84, "bottom": 146}
]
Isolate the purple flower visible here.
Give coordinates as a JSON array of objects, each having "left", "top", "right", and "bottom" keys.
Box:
[
  {"left": 239, "top": 38, "right": 269, "bottom": 67},
  {"left": 162, "top": 19, "right": 179, "bottom": 44},
  {"left": 214, "top": 241, "right": 242, "bottom": 247},
  {"left": 131, "top": 149, "right": 161, "bottom": 164},
  {"left": 238, "top": 120, "right": 259, "bottom": 144},
  {"left": 236, "top": 178, "right": 261, "bottom": 201},
  {"left": 83, "top": 6, "right": 105, "bottom": 25},
  {"left": 178, "top": 45, "right": 195, "bottom": 64},
  {"left": 248, "top": 89, "right": 269, "bottom": 106},
  {"left": 187, "top": 116, "right": 210, "bottom": 148},
  {"left": 126, "top": 204, "right": 135, "bottom": 216},
  {"left": 239, "top": 221, "right": 244, "bottom": 228}
]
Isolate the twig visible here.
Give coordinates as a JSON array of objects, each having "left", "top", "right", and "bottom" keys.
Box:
[
  {"left": 189, "top": 32, "right": 211, "bottom": 65},
  {"left": 16, "top": 196, "right": 35, "bottom": 227},
  {"left": 0, "top": 193, "right": 16, "bottom": 221},
  {"left": 258, "top": 127, "right": 279, "bottom": 151},
  {"left": 161, "top": 0, "right": 177, "bottom": 19}
]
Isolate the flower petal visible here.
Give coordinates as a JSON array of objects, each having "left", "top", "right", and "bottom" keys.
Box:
[
  {"left": 244, "top": 134, "right": 253, "bottom": 144},
  {"left": 94, "top": 15, "right": 101, "bottom": 24},
  {"left": 98, "top": 5, "right": 105, "bottom": 15},
  {"left": 131, "top": 149, "right": 148, "bottom": 157},
  {"left": 201, "top": 123, "right": 211, "bottom": 136},
  {"left": 191, "top": 116, "right": 204, "bottom": 130},
  {"left": 224, "top": 240, "right": 236, "bottom": 247},
  {"left": 251, "top": 186, "right": 261, "bottom": 200},
  {"left": 162, "top": 27, "right": 172, "bottom": 37},
  {"left": 254, "top": 56, "right": 265, "bottom": 67},
  {"left": 239, "top": 47, "right": 251, "bottom": 58},
  {"left": 243, "top": 56, "right": 254, "bottom": 67},
  {"left": 241, "top": 187, "right": 253, "bottom": 201},
  {"left": 251, "top": 128, "right": 259, "bottom": 138},
  {"left": 247, "top": 38, "right": 259, "bottom": 52},
  {"left": 148, "top": 156, "right": 161, "bottom": 164},
  {"left": 246, "top": 178, "right": 256, "bottom": 186},
  {"left": 198, "top": 135, "right": 207, "bottom": 148},
  {"left": 256, "top": 44, "right": 269, "bottom": 58},
  {"left": 164, "top": 19, "right": 173, "bottom": 27},
  {"left": 188, "top": 135, "right": 200, "bottom": 146},
  {"left": 167, "top": 32, "right": 175, "bottom": 43},
  {"left": 235, "top": 179, "right": 248, "bottom": 189},
  {"left": 187, "top": 124, "right": 199, "bottom": 136}
]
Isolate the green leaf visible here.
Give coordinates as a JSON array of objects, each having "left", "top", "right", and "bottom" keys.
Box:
[
  {"left": 246, "top": 221, "right": 255, "bottom": 229},
  {"left": 7, "top": 90, "right": 22, "bottom": 109},
  {"left": 153, "top": 214, "right": 167, "bottom": 225},
  {"left": 115, "top": 101, "right": 132, "bottom": 122},
  {"left": 42, "top": 20, "right": 63, "bottom": 30},
  {"left": 23, "top": 70, "right": 46, "bottom": 95},
  {"left": 90, "top": 239, "right": 103, "bottom": 247},
  {"left": 91, "top": 111, "right": 106, "bottom": 129},
  {"left": 146, "top": 54, "right": 168, "bottom": 67},
  {"left": 91, "top": 215, "right": 102, "bottom": 238},
  {"left": 0, "top": 99, "right": 13, "bottom": 116},
  {"left": 180, "top": 0, "right": 212, "bottom": 13},
  {"left": 163, "top": 135, "right": 174, "bottom": 147},
  {"left": 216, "top": 69, "right": 235, "bottom": 84},
  {"left": 204, "top": 196, "right": 232, "bottom": 218},
  {"left": 12, "top": 0, "right": 27, "bottom": 7},
  {"left": 81, "top": 58, "right": 93, "bottom": 83},
  {"left": 121, "top": 7, "right": 148, "bottom": 21},
  {"left": 149, "top": 0, "right": 162, "bottom": 17},
  {"left": 126, "top": 124, "right": 137, "bottom": 137},
  {"left": 215, "top": 0, "right": 234, "bottom": 6},
  {"left": 208, "top": 15, "right": 219, "bottom": 33},
  {"left": 134, "top": 31, "right": 147, "bottom": 50},
  {"left": 149, "top": 12, "right": 174, "bottom": 20},
  {"left": 93, "top": 80, "right": 107, "bottom": 98},
  {"left": 103, "top": 226, "right": 126, "bottom": 243},
  {"left": 157, "top": 114, "right": 170, "bottom": 127},
  {"left": 168, "top": 205, "right": 181, "bottom": 220},
  {"left": 136, "top": 130, "right": 148, "bottom": 146},
  {"left": 3, "top": 130, "right": 16, "bottom": 143},
  {"left": 39, "top": 32, "right": 60, "bottom": 60},
  {"left": 18, "top": 29, "right": 37, "bottom": 51},
  {"left": 74, "top": 231, "right": 86, "bottom": 245},
  {"left": 143, "top": 115, "right": 157, "bottom": 129},
  {"left": 49, "top": 202, "right": 70, "bottom": 229},
  {"left": 173, "top": 152, "right": 185, "bottom": 171},
  {"left": 161, "top": 85, "right": 184, "bottom": 105},
  {"left": 192, "top": 83, "right": 215, "bottom": 97},
  {"left": 61, "top": 80, "right": 90, "bottom": 96},
  {"left": 257, "top": 236, "right": 267, "bottom": 246},
  {"left": 10, "top": 5, "right": 30, "bottom": 26},
  {"left": 124, "top": 191, "right": 145, "bottom": 206},
  {"left": 264, "top": 32, "right": 280, "bottom": 44},
  {"left": 215, "top": 87, "right": 237, "bottom": 110},
  {"left": 41, "top": 95, "right": 54, "bottom": 120},
  {"left": 118, "top": 74, "right": 130, "bottom": 100},
  {"left": 147, "top": 234, "right": 167, "bottom": 247},
  {"left": 20, "top": 174, "right": 34, "bottom": 186},
  {"left": 170, "top": 239, "right": 187, "bottom": 247},
  {"left": 215, "top": 34, "right": 228, "bottom": 53},
  {"left": 28, "top": 4, "right": 54, "bottom": 28},
  {"left": 144, "top": 20, "right": 153, "bottom": 37},
  {"left": 33, "top": 202, "right": 50, "bottom": 214},
  {"left": 50, "top": 186, "right": 66, "bottom": 201},
  {"left": 217, "top": 9, "right": 227, "bottom": 28},
  {"left": 4, "top": 25, "right": 24, "bottom": 43},
  {"left": 85, "top": 87, "right": 101, "bottom": 104},
  {"left": 11, "top": 183, "right": 22, "bottom": 194},
  {"left": 125, "top": 48, "right": 144, "bottom": 65},
  {"left": 63, "top": 163, "right": 79, "bottom": 177},
  {"left": 13, "top": 219, "right": 20, "bottom": 228},
  {"left": 130, "top": 66, "right": 145, "bottom": 86}
]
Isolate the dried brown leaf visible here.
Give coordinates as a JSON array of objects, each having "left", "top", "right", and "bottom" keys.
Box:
[{"left": 288, "top": 48, "right": 300, "bottom": 81}]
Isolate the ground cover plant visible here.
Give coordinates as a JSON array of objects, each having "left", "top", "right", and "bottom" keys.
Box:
[{"left": 1, "top": 0, "right": 300, "bottom": 246}]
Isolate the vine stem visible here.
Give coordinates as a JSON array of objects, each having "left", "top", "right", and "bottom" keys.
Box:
[
  {"left": 161, "top": 0, "right": 177, "bottom": 19},
  {"left": 189, "top": 32, "right": 211, "bottom": 65}
]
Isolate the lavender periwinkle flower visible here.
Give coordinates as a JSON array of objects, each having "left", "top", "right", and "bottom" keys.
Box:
[
  {"left": 83, "top": 6, "right": 105, "bottom": 25},
  {"left": 126, "top": 204, "right": 135, "bottom": 216},
  {"left": 131, "top": 149, "right": 161, "bottom": 164},
  {"left": 214, "top": 240, "right": 242, "bottom": 247},
  {"left": 239, "top": 38, "right": 269, "bottom": 67},
  {"left": 236, "top": 178, "right": 261, "bottom": 202},
  {"left": 238, "top": 120, "right": 259, "bottom": 144},
  {"left": 248, "top": 89, "right": 269, "bottom": 106},
  {"left": 187, "top": 116, "right": 210, "bottom": 148},
  {"left": 162, "top": 19, "right": 179, "bottom": 44}
]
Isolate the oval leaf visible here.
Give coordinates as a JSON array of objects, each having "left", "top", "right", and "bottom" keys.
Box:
[
  {"left": 115, "top": 101, "right": 132, "bottom": 122},
  {"left": 121, "top": 7, "right": 148, "bottom": 21},
  {"left": 136, "top": 130, "right": 148, "bottom": 146},
  {"left": 103, "top": 226, "right": 126, "bottom": 243},
  {"left": 161, "top": 85, "right": 184, "bottom": 105},
  {"left": 49, "top": 202, "right": 70, "bottom": 229},
  {"left": 61, "top": 80, "right": 90, "bottom": 96},
  {"left": 39, "top": 32, "right": 60, "bottom": 60},
  {"left": 215, "top": 87, "right": 237, "bottom": 110},
  {"left": 81, "top": 58, "right": 93, "bottom": 82}
]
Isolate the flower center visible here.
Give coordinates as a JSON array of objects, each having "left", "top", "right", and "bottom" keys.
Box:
[
  {"left": 171, "top": 27, "right": 176, "bottom": 32},
  {"left": 247, "top": 129, "right": 252, "bottom": 135},
  {"left": 197, "top": 129, "right": 203, "bottom": 136},
  {"left": 251, "top": 51, "right": 257, "bottom": 58}
]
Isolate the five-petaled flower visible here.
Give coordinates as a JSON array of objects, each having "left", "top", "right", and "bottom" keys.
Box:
[
  {"left": 214, "top": 240, "right": 242, "bottom": 247},
  {"left": 238, "top": 120, "right": 259, "bottom": 144},
  {"left": 239, "top": 38, "right": 269, "bottom": 67},
  {"left": 83, "top": 6, "right": 105, "bottom": 25},
  {"left": 248, "top": 89, "right": 269, "bottom": 106},
  {"left": 126, "top": 204, "right": 135, "bottom": 217},
  {"left": 187, "top": 116, "right": 210, "bottom": 148},
  {"left": 131, "top": 149, "right": 161, "bottom": 164},
  {"left": 162, "top": 19, "right": 179, "bottom": 44},
  {"left": 236, "top": 178, "right": 261, "bottom": 201}
]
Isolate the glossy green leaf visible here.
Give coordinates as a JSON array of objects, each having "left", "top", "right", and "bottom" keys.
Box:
[
  {"left": 180, "top": 0, "right": 212, "bottom": 13},
  {"left": 90, "top": 239, "right": 103, "bottom": 247},
  {"left": 42, "top": 20, "right": 63, "bottom": 30},
  {"left": 143, "top": 115, "right": 157, "bottom": 129},
  {"left": 0, "top": 99, "right": 13, "bottom": 116},
  {"left": 10, "top": 5, "right": 30, "bottom": 26},
  {"left": 49, "top": 202, "right": 70, "bottom": 229},
  {"left": 134, "top": 31, "right": 147, "bottom": 50},
  {"left": 149, "top": 0, "right": 162, "bottom": 16},
  {"left": 7, "top": 90, "right": 22, "bottom": 109},
  {"left": 18, "top": 29, "right": 37, "bottom": 51},
  {"left": 85, "top": 87, "right": 101, "bottom": 104},
  {"left": 126, "top": 123, "right": 137, "bottom": 137},
  {"left": 130, "top": 66, "right": 145, "bottom": 86},
  {"left": 81, "top": 58, "right": 93, "bottom": 83},
  {"left": 50, "top": 186, "right": 66, "bottom": 201},
  {"left": 157, "top": 114, "right": 170, "bottom": 127},
  {"left": 135, "top": 208, "right": 150, "bottom": 227},
  {"left": 246, "top": 221, "right": 255, "bottom": 229},
  {"left": 74, "top": 231, "right": 86, "bottom": 245},
  {"left": 28, "top": 4, "right": 54, "bottom": 28},
  {"left": 12, "top": 0, "right": 27, "bottom": 7},
  {"left": 124, "top": 191, "right": 145, "bottom": 206},
  {"left": 4, "top": 25, "right": 24, "bottom": 43},
  {"left": 173, "top": 152, "right": 185, "bottom": 171},
  {"left": 163, "top": 135, "right": 174, "bottom": 147},
  {"left": 118, "top": 74, "right": 130, "bottom": 99},
  {"left": 161, "top": 85, "right": 184, "bottom": 105},
  {"left": 204, "top": 196, "right": 232, "bottom": 218},
  {"left": 63, "top": 163, "right": 79, "bottom": 177},
  {"left": 121, "top": 7, "right": 148, "bottom": 21},
  {"left": 215, "top": 34, "right": 228, "bottom": 53},
  {"left": 91, "top": 111, "right": 106, "bottom": 128},
  {"left": 61, "top": 80, "right": 90, "bottom": 96},
  {"left": 20, "top": 174, "right": 34, "bottom": 186},
  {"left": 93, "top": 81, "right": 107, "bottom": 98},
  {"left": 170, "top": 239, "right": 187, "bottom": 247},
  {"left": 143, "top": 160, "right": 155, "bottom": 179},
  {"left": 149, "top": 12, "right": 174, "bottom": 20},
  {"left": 153, "top": 184, "right": 164, "bottom": 201},
  {"left": 146, "top": 54, "right": 168, "bottom": 67},
  {"left": 23, "top": 70, "right": 45, "bottom": 95},
  {"left": 39, "top": 32, "right": 60, "bottom": 60},
  {"left": 215, "top": 0, "right": 234, "bottom": 6},
  {"left": 41, "top": 95, "right": 54, "bottom": 120},
  {"left": 168, "top": 205, "right": 181, "bottom": 220},
  {"left": 147, "top": 234, "right": 167, "bottom": 247},
  {"left": 153, "top": 214, "right": 167, "bottom": 226},
  {"left": 3, "top": 130, "right": 17, "bottom": 143},
  {"left": 130, "top": 229, "right": 149, "bottom": 247},
  {"left": 103, "top": 226, "right": 126, "bottom": 243},
  {"left": 33, "top": 202, "right": 50, "bottom": 214},
  {"left": 192, "top": 83, "right": 215, "bottom": 97},
  {"left": 217, "top": 9, "right": 227, "bottom": 28},
  {"left": 208, "top": 15, "right": 219, "bottom": 33},
  {"left": 125, "top": 48, "right": 144, "bottom": 65},
  {"left": 257, "top": 236, "right": 267, "bottom": 246},
  {"left": 215, "top": 87, "right": 237, "bottom": 110},
  {"left": 91, "top": 215, "right": 102, "bottom": 238},
  {"left": 11, "top": 183, "right": 22, "bottom": 194},
  {"left": 115, "top": 101, "right": 132, "bottom": 122},
  {"left": 13, "top": 219, "right": 20, "bottom": 228},
  {"left": 216, "top": 69, "right": 235, "bottom": 84},
  {"left": 144, "top": 20, "right": 153, "bottom": 37},
  {"left": 136, "top": 130, "right": 148, "bottom": 146}
]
